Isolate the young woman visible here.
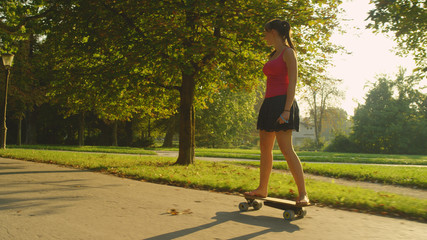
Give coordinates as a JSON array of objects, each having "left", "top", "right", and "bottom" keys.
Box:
[{"left": 245, "top": 19, "right": 310, "bottom": 206}]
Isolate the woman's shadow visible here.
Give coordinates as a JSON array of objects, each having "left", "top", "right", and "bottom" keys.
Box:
[{"left": 145, "top": 210, "right": 300, "bottom": 240}]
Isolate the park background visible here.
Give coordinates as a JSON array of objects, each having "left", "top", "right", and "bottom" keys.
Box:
[
  {"left": 0, "top": 0, "right": 425, "bottom": 159},
  {"left": 0, "top": 0, "right": 426, "bottom": 224}
]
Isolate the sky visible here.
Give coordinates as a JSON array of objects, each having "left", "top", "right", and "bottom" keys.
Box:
[{"left": 322, "top": 0, "right": 422, "bottom": 116}]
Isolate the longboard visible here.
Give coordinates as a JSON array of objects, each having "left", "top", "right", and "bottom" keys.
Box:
[{"left": 239, "top": 194, "right": 313, "bottom": 221}]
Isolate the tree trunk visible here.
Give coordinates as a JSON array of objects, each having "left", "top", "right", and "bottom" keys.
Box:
[
  {"left": 78, "top": 112, "right": 85, "bottom": 146},
  {"left": 124, "top": 120, "right": 133, "bottom": 146},
  {"left": 191, "top": 105, "right": 195, "bottom": 160},
  {"left": 162, "top": 115, "right": 176, "bottom": 147},
  {"left": 112, "top": 121, "right": 118, "bottom": 146},
  {"left": 25, "top": 110, "right": 37, "bottom": 145},
  {"left": 175, "top": 73, "right": 196, "bottom": 165},
  {"left": 148, "top": 118, "right": 151, "bottom": 138},
  {"left": 17, "top": 118, "right": 22, "bottom": 146},
  {"left": 313, "top": 92, "right": 320, "bottom": 148}
]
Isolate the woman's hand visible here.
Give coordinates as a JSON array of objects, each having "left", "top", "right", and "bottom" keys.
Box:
[{"left": 277, "top": 111, "right": 290, "bottom": 124}]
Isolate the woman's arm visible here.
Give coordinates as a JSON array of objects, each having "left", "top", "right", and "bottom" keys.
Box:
[{"left": 278, "top": 47, "right": 298, "bottom": 123}]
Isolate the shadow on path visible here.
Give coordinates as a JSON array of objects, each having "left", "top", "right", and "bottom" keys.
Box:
[{"left": 146, "top": 211, "right": 300, "bottom": 240}]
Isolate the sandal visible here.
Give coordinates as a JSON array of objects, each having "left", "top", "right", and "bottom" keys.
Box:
[
  {"left": 244, "top": 191, "right": 267, "bottom": 198},
  {"left": 296, "top": 196, "right": 311, "bottom": 206}
]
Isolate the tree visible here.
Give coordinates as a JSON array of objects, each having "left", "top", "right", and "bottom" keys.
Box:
[
  {"left": 40, "top": 0, "right": 342, "bottom": 164},
  {"left": 367, "top": 0, "right": 427, "bottom": 74},
  {"left": 6, "top": 35, "right": 48, "bottom": 145},
  {"left": 352, "top": 69, "right": 426, "bottom": 154},
  {"left": 196, "top": 85, "right": 261, "bottom": 148},
  {"left": 130, "top": 0, "right": 342, "bottom": 164},
  {"left": 3, "top": 1, "right": 343, "bottom": 165},
  {"left": 301, "top": 77, "right": 345, "bottom": 148},
  {"left": 353, "top": 77, "right": 395, "bottom": 153},
  {"left": 321, "top": 107, "right": 351, "bottom": 142},
  {"left": 0, "top": 1, "right": 55, "bottom": 145},
  {"left": 37, "top": 1, "right": 177, "bottom": 146}
]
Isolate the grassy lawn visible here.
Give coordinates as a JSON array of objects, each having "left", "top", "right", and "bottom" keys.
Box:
[
  {"left": 11, "top": 145, "right": 426, "bottom": 165},
  {"left": 229, "top": 161, "right": 427, "bottom": 189},
  {"left": 7, "top": 145, "right": 427, "bottom": 188},
  {"left": 8, "top": 145, "right": 156, "bottom": 155},
  {"left": 0, "top": 148, "right": 426, "bottom": 222},
  {"left": 159, "top": 147, "right": 427, "bottom": 165}
]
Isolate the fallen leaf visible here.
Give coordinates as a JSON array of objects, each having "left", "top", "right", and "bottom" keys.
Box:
[
  {"left": 168, "top": 209, "right": 179, "bottom": 215},
  {"left": 167, "top": 208, "right": 193, "bottom": 215}
]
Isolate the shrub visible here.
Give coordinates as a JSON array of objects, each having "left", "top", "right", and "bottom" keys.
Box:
[{"left": 324, "top": 134, "right": 357, "bottom": 153}]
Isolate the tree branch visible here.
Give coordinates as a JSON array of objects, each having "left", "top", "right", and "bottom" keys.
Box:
[
  {"left": 142, "top": 75, "right": 181, "bottom": 92},
  {"left": 101, "top": 3, "right": 173, "bottom": 62},
  {"left": 0, "top": 5, "right": 56, "bottom": 34},
  {"left": 100, "top": 2, "right": 144, "bottom": 35}
]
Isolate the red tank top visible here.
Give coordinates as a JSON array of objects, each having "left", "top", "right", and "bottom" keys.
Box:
[{"left": 262, "top": 49, "right": 289, "bottom": 98}]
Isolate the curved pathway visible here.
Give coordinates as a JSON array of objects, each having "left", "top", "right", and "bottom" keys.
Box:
[{"left": 0, "top": 157, "right": 426, "bottom": 240}]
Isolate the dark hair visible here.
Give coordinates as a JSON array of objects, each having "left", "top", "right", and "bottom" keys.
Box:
[{"left": 264, "top": 19, "right": 295, "bottom": 57}]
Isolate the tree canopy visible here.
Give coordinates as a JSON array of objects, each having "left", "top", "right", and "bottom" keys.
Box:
[
  {"left": 1, "top": 0, "right": 344, "bottom": 163},
  {"left": 367, "top": 0, "right": 427, "bottom": 74},
  {"left": 352, "top": 69, "right": 426, "bottom": 154}
]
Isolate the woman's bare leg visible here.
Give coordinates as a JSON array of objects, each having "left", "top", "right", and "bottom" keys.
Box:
[
  {"left": 275, "top": 130, "right": 309, "bottom": 204},
  {"left": 245, "top": 130, "right": 276, "bottom": 197}
]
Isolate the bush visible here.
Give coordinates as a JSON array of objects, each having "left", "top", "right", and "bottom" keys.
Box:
[
  {"left": 298, "top": 138, "right": 324, "bottom": 151},
  {"left": 130, "top": 137, "right": 154, "bottom": 148},
  {"left": 324, "top": 134, "right": 357, "bottom": 153}
]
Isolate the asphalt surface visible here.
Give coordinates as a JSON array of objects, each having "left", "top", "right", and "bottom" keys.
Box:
[{"left": 0, "top": 157, "right": 426, "bottom": 240}]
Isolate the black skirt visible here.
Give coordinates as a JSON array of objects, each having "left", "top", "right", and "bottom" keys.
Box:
[{"left": 257, "top": 95, "right": 300, "bottom": 132}]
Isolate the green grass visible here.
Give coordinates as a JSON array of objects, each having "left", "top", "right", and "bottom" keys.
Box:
[
  {"left": 8, "top": 145, "right": 427, "bottom": 188},
  {"left": 196, "top": 148, "right": 427, "bottom": 165},
  {"left": 229, "top": 161, "right": 427, "bottom": 189},
  {"left": 12, "top": 145, "right": 427, "bottom": 165},
  {"left": 0, "top": 148, "right": 426, "bottom": 222},
  {"left": 160, "top": 147, "right": 427, "bottom": 165},
  {"left": 8, "top": 145, "right": 156, "bottom": 155}
]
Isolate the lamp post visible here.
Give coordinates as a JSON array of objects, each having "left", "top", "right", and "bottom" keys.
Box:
[{"left": 2, "top": 53, "right": 14, "bottom": 149}]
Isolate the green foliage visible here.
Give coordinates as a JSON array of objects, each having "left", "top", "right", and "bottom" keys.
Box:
[
  {"left": 298, "top": 138, "right": 324, "bottom": 151},
  {"left": 0, "top": 1, "right": 51, "bottom": 121},
  {"left": 37, "top": 0, "right": 177, "bottom": 121},
  {"left": 324, "top": 134, "right": 357, "bottom": 153},
  {"left": 351, "top": 69, "right": 426, "bottom": 154},
  {"left": 367, "top": 0, "right": 427, "bottom": 73},
  {"left": 320, "top": 107, "right": 352, "bottom": 140},
  {"left": 0, "top": 0, "right": 52, "bottom": 52},
  {"left": 1, "top": 0, "right": 343, "bottom": 151},
  {"left": 195, "top": 86, "right": 261, "bottom": 148}
]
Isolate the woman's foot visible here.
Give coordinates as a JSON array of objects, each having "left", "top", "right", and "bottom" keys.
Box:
[
  {"left": 296, "top": 195, "right": 311, "bottom": 206},
  {"left": 244, "top": 188, "right": 268, "bottom": 198}
]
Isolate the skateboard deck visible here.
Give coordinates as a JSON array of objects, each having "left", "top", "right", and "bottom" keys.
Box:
[{"left": 239, "top": 194, "right": 313, "bottom": 221}]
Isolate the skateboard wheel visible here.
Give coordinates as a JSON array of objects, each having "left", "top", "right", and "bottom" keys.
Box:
[
  {"left": 300, "top": 208, "right": 307, "bottom": 217},
  {"left": 296, "top": 208, "right": 306, "bottom": 217},
  {"left": 252, "top": 200, "right": 263, "bottom": 210},
  {"left": 283, "top": 210, "right": 295, "bottom": 221},
  {"left": 239, "top": 202, "right": 249, "bottom": 211}
]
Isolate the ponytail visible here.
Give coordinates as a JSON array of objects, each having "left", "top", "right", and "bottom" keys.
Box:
[
  {"left": 281, "top": 21, "right": 295, "bottom": 49},
  {"left": 285, "top": 33, "right": 294, "bottom": 49}
]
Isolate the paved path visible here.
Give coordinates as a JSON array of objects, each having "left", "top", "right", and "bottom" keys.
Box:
[{"left": 0, "top": 158, "right": 426, "bottom": 240}]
